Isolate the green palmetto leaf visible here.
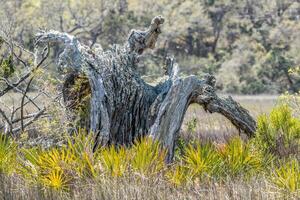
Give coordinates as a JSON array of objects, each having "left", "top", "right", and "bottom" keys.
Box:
[
  {"left": 100, "top": 145, "right": 129, "bottom": 177},
  {"left": 0, "top": 133, "right": 17, "bottom": 174},
  {"left": 131, "top": 137, "right": 166, "bottom": 176},
  {"left": 184, "top": 142, "right": 222, "bottom": 179},
  {"left": 272, "top": 159, "right": 300, "bottom": 193},
  {"left": 220, "top": 137, "right": 263, "bottom": 177}
]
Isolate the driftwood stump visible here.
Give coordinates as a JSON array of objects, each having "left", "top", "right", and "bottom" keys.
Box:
[{"left": 35, "top": 16, "right": 256, "bottom": 162}]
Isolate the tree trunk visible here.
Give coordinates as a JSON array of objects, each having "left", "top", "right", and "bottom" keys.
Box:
[{"left": 35, "top": 16, "right": 256, "bottom": 162}]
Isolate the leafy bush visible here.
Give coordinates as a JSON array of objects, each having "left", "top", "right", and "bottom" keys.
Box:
[
  {"left": 67, "top": 132, "right": 98, "bottom": 178},
  {"left": 18, "top": 132, "right": 98, "bottom": 190},
  {"left": 99, "top": 145, "right": 129, "bottom": 177},
  {"left": 131, "top": 137, "right": 166, "bottom": 175},
  {"left": 166, "top": 165, "right": 189, "bottom": 186},
  {"left": 255, "top": 104, "right": 300, "bottom": 157},
  {"left": 220, "top": 137, "right": 264, "bottom": 177},
  {"left": 0, "top": 131, "right": 295, "bottom": 198},
  {"left": 183, "top": 142, "right": 222, "bottom": 179},
  {"left": 18, "top": 147, "right": 74, "bottom": 190}
]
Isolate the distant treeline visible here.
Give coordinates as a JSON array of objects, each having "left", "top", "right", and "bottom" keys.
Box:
[{"left": 1, "top": 0, "right": 300, "bottom": 94}]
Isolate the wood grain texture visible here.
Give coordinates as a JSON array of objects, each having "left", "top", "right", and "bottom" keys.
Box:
[{"left": 35, "top": 16, "right": 256, "bottom": 161}]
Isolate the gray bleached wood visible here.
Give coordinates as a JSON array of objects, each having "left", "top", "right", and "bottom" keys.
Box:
[{"left": 35, "top": 16, "right": 256, "bottom": 161}]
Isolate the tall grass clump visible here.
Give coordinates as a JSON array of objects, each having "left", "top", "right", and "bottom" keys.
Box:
[
  {"left": 18, "top": 131, "right": 99, "bottom": 190},
  {"left": 0, "top": 133, "right": 17, "bottom": 174},
  {"left": 184, "top": 142, "right": 222, "bottom": 179},
  {"left": 272, "top": 158, "right": 300, "bottom": 194},
  {"left": 220, "top": 137, "right": 264, "bottom": 177},
  {"left": 255, "top": 104, "right": 300, "bottom": 157},
  {"left": 99, "top": 145, "right": 129, "bottom": 177},
  {"left": 131, "top": 137, "right": 166, "bottom": 175}
]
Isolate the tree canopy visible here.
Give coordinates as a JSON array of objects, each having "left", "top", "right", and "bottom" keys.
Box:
[{"left": 1, "top": 0, "right": 300, "bottom": 94}]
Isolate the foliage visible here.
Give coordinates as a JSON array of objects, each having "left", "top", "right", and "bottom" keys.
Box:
[
  {"left": 183, "top": 142, "right": 221, "bottom": 179},
  {"left": 0, "top": 55, "right": 15, "bottom": 78},
  {"left": 279, "top": 92, "right": 300, "bottom": 116},
  {"left": 166, "top": 165, "right": 189, "bottom": 186},
  {"left": 131, "top": 137, "right": 166, "bottom": 175},
  {"left": 18, "top": 147, "right": 74, "bottom": 190},
  {"left": 0, "top": 134, "right": 17, "bottom": 174},
  {"left": 186, "top": 116, "right": 198, "bottom": 134},
  {"left": 66, "top": 131, "right": 98, "bottom": 178},
  {"left": 220, "top": 137, "right": 264, "bottom": 177},
  {"left": 18, "top": 131, "right": 98, "bottom": 190},
  {"left": 255, "top": 104, "right": 300, "bottom": 157},
  {"left": 99, "top": 145, "right": 129, "bottom": 177},
  {"left": 1, "top": 0, "right": 300, "bottom": 94},
  {"left": 272, "top": 159, "right": 300, "bottom": 193},
  {"left": 0, "top": 131, "right": 297, "bottom": 198}
]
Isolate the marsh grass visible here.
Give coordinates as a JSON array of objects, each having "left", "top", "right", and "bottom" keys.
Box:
[
  {"left": 0, "top": 134, "right": 299, "bottom": 199},
  {"left": 0, "top": 173, "right": 292, "bottom": 200},
  {"left": 1, "top": 95, "right": 300, "bottom": 199}
]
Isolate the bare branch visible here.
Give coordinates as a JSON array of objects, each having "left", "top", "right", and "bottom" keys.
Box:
[
  {"left": 12, "top": 108, "right": 46, "bottom": 133},
  {"left": 0, "top": 108, "right": 12, "bottom": 134},
  {"left": 0, "top": 43, "right": 49, "bottom": 97},
  {"left": 127, "top": 16, "right": 164, "bottom": 54},
  {"left": 20, "top": 44, "right": 50, "bottom": 132},
  {"left": 0, "top": 77, "right": 41, "bottom": 110}
]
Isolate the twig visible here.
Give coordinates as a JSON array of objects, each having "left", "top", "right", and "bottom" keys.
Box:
[
  {"left": 0, "top": 108, "right": 12, "bottom": 134},
  {"left": 0, "top": 77, "right": 41, "bottom": 110},
  {"left": 0, "top": 43, "right": 50, "bottom": 97},
  {"left": 20, "top": 44, "right": 50, "bottom": 132},
  {"left": 20, "top": 78, "right": 35, "bottom": 132},
  {"left": 12, "top": 108, "right": 46, "bottom": 133}
]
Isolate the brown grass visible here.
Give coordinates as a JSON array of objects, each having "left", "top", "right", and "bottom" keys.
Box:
[
  {"left": 181, "top": 95, "right": 278, "bottom": 143},
  {"left": 1, "top": 93, "right": 278, "bottom": 144},
  {"left": 0, "top": 174, "right": 291, "bottom": 200}
]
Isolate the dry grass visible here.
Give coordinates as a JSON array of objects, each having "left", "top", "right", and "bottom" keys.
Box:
[
  {"left": 1, "top": 93, "right": 278, "bottom": 146},
  {"left": 0, "top": 92, "right": 278, "bottom": 138},
  {"left": 181, "top": 95, "right": 278, "bottom": 143},
  {"left": 2, "top": 94, "right": 290, "bottom": 200},
  {"left": 0, "top": 174, "right": 291, "bottom": 200}
]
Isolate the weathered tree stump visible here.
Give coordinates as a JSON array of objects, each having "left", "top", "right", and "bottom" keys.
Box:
[{"left": 35, "top": 16, "right": 256, "bottom": 162}]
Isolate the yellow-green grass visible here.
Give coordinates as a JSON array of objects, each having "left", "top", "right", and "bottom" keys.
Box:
[{"left": 3, "top": 94, "right": 299, "bottom": 199}]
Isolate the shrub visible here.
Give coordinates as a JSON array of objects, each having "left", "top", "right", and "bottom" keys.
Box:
[
  {"left": 18, "top": 131, "right": 99, "bottom": 190},
  {"left": 183, "top": 142, "right": 222, "bottom": 180},
  {"left": 19, "top": 148, "right": 71, "bottom": 191},
  {"left": 67, "top": 132, "right": 98, "bottom": 178},
  {"left": 18, "top": 147, "right": 74, "bottom": 190},
  {"left": 99, "top": 145, "right": 129, "bottom": 177},
  {"left": 131, "top": 137, "right": 166, "bottom": 176},
  {"left": 220, "top": 137, "right": 264, "bottom": 177},
  {"left": 255, "top": 104, "right": 300, "bottom": 157}
]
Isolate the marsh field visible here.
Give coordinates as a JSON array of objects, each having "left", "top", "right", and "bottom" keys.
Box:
[
  {"left": 2, "top": 93, "right": 278, "bottom": 142},
  {"left": 1, "top": 0, "right": 300, "bottom": 199},
  {"left": 182, "top": 95, "right": 278, "bottom": 141},
  {"left": 2, "top": 94, "right": 300, "bottom": 200}
]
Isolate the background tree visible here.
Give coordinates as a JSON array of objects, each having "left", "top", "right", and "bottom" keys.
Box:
[{"left": 1, "top": 0, "right": 300, "bottom": 94}]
